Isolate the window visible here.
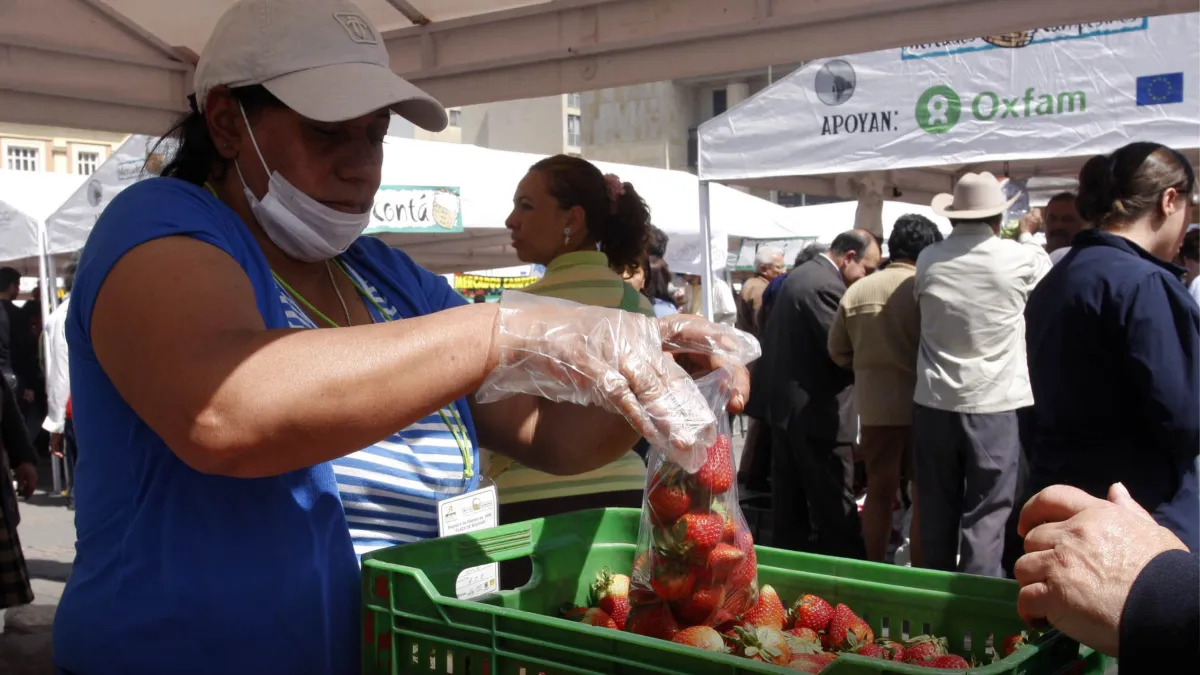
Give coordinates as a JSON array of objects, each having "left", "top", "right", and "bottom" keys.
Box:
[
  {"left": 76, "top": 151, "right": 100, "bottom": 176},
  {"left": 567, "top": 92, "right": 582, "bottom": 109},
  {"left": 448, "top": 109, "right": 462, "bottom": 127},
  {"left": 566, "top": 114, "right": 581, "bottom": 148},
  {"left": 712, "top": 89, "right": 728, "bottom": 116},
  {"left": 4, "top": 142, "right": 41, "bottom": 172}
]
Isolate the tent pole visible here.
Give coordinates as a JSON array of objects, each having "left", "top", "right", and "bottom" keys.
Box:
[
  {"left": 37, "top": 220, "right": 63, "bottom": 495},
  {"left": 698, "top": 180, "right": 714, "bottom": 321}
]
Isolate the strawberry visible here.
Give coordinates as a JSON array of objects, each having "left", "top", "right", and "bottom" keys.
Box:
[
  {"left": 706, "top": 543, "right": 745, "bottom": 579},
  {"left": 825, "top": 604, "right": 874, "bottom": 651},
  {"left": 647, "top": 469, "right": 691, "bottom": 524},
  {"left": 575, "top": 607, "right": 617, "bottom": 629},
  {"left": 674, "top": 577, "right": 726, "bottom": 625},
  {"left": 732, "top": 625, "right": 792, "bottom": 665},
  {"left": 790, "top": 594, "right": 834, "bottom": 633},
  {"left": 671, "top": 625, "right": 729, "bottom": 653},
  {"left": 588, "top": 568, "right": 630, "bottom": 630},
  {"left": 694, "top": 434, "right": 734, "bottom": 494},
  {"left": 559, "top": 603, "right": 586, "bottom": 620},
  {"left": 671, "top": 511, "right": 724, "bottom": 554},
  {"left": 904, "top": 635, "right": 949, "bottom": 663},
  {"left": 864, "top": 638, "right": 905, "bottom": 661},
  {"left": 787, "top": 626, "right": 820, "bottom": 643},
  {"left": 741, "top": 584, "right": 788, "bottom": 630},
  {"left": 785, "top": 654, "right": 829, "bottom": 673},
  {"left": 929, "top": 654, "right": 970, "bottom": 669},
  {"left": 712, "top": 584, "right": 757, "bottom": 626},
  {"left": 1000, "top": 631, "right": 1029, "bottom": 657},
  {"left": 727, "top": 531, "right": 757, "bottom": 592},
  {"left": 711, "top": 501, "right": 738, "bottom": 542},
  {"left": 649, "top": 560, "right": 696, "bottom": 601},
  {"left": 624, "top": 602, "right": 679, "bottom": 641}
]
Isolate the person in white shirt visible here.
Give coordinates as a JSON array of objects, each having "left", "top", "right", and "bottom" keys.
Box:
[
  {"left": 680, "top": 272, "right": 738, "bottom": 326},
  {"left": 42, "top": 266, "right": 73, "bottom": 505},
  {"left": 914, "top": 172, "right": 1052, "bottom": 578}
]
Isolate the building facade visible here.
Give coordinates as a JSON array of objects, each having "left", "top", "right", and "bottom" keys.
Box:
[{"left": 0, "top": 123, "right": 128, "bottom": 175}]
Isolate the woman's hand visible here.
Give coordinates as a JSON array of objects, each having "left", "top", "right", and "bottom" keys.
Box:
[
  {"left": 657, "top": 313, "right": 756, "bottom": 413},
  {"left": 14, "top": 462, "right": 36, "bottom": 499},
  {"left": 477, "top": 293, "right": 758, "bottom": 463}
]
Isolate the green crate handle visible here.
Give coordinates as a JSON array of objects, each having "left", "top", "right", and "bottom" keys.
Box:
[{"left": 453, "top": 525, "right": 536, "bottom": 565}]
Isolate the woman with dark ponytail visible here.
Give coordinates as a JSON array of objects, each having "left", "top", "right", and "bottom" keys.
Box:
[
  {"left": 492, "top": 155, "right": 654, "bottom": 556},
  {"left": 1024, "top": 142, "right": 1199, "bottom": 552}
]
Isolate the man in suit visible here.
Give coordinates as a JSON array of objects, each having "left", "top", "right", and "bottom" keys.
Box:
[{"left": 759, "top": 229, "right": 880, "bottom": 558}]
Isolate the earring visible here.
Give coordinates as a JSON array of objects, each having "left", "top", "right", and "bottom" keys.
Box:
[{"left": 563, "top": 227, "right": 571, "bottom": 247}]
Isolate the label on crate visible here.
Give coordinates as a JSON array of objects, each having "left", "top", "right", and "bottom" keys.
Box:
[{"left": 437, "top": 484, "right": 500, "bottom": 600}]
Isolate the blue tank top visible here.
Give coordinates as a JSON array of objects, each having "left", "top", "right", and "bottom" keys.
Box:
[{"left": 53, "top": 178, "right": 478, "bottom": 675}]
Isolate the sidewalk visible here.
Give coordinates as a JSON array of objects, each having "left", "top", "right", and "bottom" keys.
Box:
[{"left": 0, "top": 474, "right": 74, "bottom": 675}]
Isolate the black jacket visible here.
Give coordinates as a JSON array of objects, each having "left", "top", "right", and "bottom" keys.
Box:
[
  {"left": 0, "top": 375, "right": 36, "bottom": 528},
  {"left": 753, "top": 257, "right": 855, "bottom": 442},
  {"left": 1119, "top": 549, "right": 1199, "bottom": 670},
  {"left": 0, "top": 300, "right": 40, "bottom": 395}
]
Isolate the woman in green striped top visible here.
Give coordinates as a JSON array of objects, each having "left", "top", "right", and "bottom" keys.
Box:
[{"left": 493, "top": 155, "right": 654, "bottom": 565}]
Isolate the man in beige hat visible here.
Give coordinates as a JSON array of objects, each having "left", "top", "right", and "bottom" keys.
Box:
[{"left": 912, "top": 172, "right": 1051, "bottom": 577}]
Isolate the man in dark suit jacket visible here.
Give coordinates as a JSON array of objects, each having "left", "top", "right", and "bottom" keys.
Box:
[{"left": 757, "top": 230, "right": 880, "bottom": 558}]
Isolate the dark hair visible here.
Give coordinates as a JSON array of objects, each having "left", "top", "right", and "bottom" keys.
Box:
[
  {"left": 1183, "top": 228, "right": 1200, "bottom": 263},
  {"left": 829, "top": 230, "right": 873, "bottom": 257},
  {"left": 1077, "top": 142, "right": 1195, "bottom": 227},
  {"left": 641, "top": 255, "right": 675, "bottom": 306},
  {"left": 887, "top": 214, "right": 944, "bottom": 261},
  {"left": 794, "top": 242, "right": 828, "bottom": 267},
  {"left": 646, "top": 226, "right": 669, "bottom": 259},
  {"left": 528, "top": 154, "right": 650, "bottom": 274},
  {"left": 0, "top": 267, "right": 20, "bottom": 293},
  {"left": 1046, "top": 191, "right": 1077, "bottom": 208},
  {"left": 156, "top": 86, "right": 284, "bottom": 186}
]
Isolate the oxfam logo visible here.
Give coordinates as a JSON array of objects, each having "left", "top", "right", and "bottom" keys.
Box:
[
  {"left": 916, "top": 84, "right": 1088, "bottom": 134},
  {"left": 916, "top": 86, "right": 962, "bottom": 134}
]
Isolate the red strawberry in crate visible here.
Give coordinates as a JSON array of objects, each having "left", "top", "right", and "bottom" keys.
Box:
[
  {"left": 903, "top": 635, "right": 949, "bottom": 663},
  {"left": 825, "top": 604, "right": 874, "bottom": 651},
  {"left": 727, "top": 531, "right": 757, "bottom": 592},
  {"left": 731, "top": 626, "right": 792, "bottom": 665},
  {"left": 929, "top": 653, "right": 970, "bottom": 669},
  {"left": 861, "top": 638, "right": 905, "bottom": 661},
  {"left": 1000, "top": 631, "right": 1029, "bottom": 656},
  {"left": 671, "top": 625, "right": 729, "bottom": 653},
  {"left": 625, "top": 601, "right": 680, "bottom": 641},
  {"left": 787, "top": 626, "right": 820, "bottom": 643},
  {"left": 706, "top": 543, "right": 745, "bottom": 579},
  {"left": 711, "top": 501, "right": 738, "bottom": 542},
  {"left": 694, "top": 434, "right": 734, "bottom": 494},
  {"left": 574, "top": 607, "right": 617, "bottom": 629},
  {"left": 647, "top": 469, "right": 691, "bottom": 525},
  {"left": 785, "top": 654, "right": 829, "bottom": 673},
  {"left": 588, "top": 568, "right": 630, "bottom": 630},
  {"left": 790, "top": 593, "right": 834, "bottom": 633},
  {"left": 649, "top": 559, "right": 696, "bottom": 601},
  {"left": 674, "top": 576, "right": 726, "bottom": 625},
  {"left": 671, "top": 511, "right": 724, "bottom": 555},
  {"left": 741, "top": 584, "right": 788, "bottom": 630}
]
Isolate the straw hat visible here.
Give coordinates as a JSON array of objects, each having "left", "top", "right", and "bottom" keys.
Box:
[{"left": 931, "top": 172, "right": 1019, "bottom": 220}]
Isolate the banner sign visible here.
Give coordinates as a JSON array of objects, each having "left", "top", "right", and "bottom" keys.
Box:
[
  {"left": 700, "top": 14, "right": 1198, "bottom": 181},
  {"left": 368, "top": 186, "right": 462, "bottom": 234},
  {"left": 731, "top": 237, "right": 818, "bottom": 271},
  {"left": 453, "top": 274, "right": 540, "bottom": 291}
]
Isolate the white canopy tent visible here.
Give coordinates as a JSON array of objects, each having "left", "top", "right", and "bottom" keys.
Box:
[
  {"left": 2, "top": 0, "right": 1191, "bottom": 136},
  {"left": 693, "top": 12, "right": 1200, "bottom": 317},
  {"left": 0, "top": 201, "right": 40, "bottom": 273},
  {"left": 0, "top": 170, "right": 87, "bottom": 275},
  {"left": 39, "top": 135, "right": 796, "bottom": 275}
]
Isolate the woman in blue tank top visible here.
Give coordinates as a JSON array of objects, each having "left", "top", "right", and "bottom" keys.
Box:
[{"left": 51, "top": 2, "right": 751, "bottom": 674}]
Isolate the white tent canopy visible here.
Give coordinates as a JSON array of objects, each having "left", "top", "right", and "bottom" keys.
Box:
[
  {"left": 781, "top": 201, "right": 950, "bottom": 247},
  {"left": 40, "top": 136, "right": 795, "bottom": 274},
  {"left": 0, "top": 201, "right": 40, "bottom": 273},
  {"left": 0, "top": 170, "right": 87, "bottom": 274},
  {"left": 2, "top": 0, "right": 1191, "bottom": 136},
  {"left": 699, "top": 12, "right": 1200, "bottom": 215}
]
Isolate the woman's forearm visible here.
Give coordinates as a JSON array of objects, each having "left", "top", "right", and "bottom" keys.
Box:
[{"left": 186, "top": 303, "right": 500, "bottom": 477}]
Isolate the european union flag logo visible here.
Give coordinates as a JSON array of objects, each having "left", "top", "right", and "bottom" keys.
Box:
[{"left": 1137, "top": 72, "right": 1184, "bottom": 106}]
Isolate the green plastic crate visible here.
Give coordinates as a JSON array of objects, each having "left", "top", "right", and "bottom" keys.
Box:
[{"left": 362, "top": 508, "right": 1110, "bottom": 674}]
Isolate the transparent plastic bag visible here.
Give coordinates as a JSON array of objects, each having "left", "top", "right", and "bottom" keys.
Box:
[
  {"left": 628, "top": 367, "right": 759, "bottom": 633},
  {"left": 476, "top": 291, "right": 759, "bottom": 471}
]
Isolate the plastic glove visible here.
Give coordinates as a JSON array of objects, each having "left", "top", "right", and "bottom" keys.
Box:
[{"left": 476, "top": 292, "right": 760, "bottom": 470}]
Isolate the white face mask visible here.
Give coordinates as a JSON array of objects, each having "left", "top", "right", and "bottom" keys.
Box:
[{"left": 235, "top": 104, "right": 371, "bottom": 263}]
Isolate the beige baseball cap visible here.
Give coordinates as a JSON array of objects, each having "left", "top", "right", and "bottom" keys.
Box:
[{"left": 194, "top": 0, "right": 447, "bottom": 131}]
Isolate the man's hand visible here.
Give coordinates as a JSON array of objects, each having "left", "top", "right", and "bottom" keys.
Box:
[
  {"left": 14, "top": 462, "right": 36, "bottom": 499},
  {"left": 1018, "top": 210, "right": 1043, "bottom": 236},
  {"left": 1014, "top": 483, "right": 1188, "bottom": 657},
  {"left": 49, "top": 432, "right": 64, "bottom": 458}
]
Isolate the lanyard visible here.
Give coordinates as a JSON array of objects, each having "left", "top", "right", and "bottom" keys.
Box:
[{"left": 206, "top": 177, "right": 473, "bottom": 479}]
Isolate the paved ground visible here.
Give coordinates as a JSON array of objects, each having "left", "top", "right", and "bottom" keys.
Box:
[{"left": 0, "top": 462, "right": 74, "bottom": 675}]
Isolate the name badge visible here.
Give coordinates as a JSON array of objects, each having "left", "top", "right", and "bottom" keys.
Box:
[{"left": 437, "top": 482, "right": 499, "bottom": 599}]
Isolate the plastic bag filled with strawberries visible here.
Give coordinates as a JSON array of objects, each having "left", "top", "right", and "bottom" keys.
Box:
[{"left": 627, "top": 367, "right": 759, "bottom": 639}]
